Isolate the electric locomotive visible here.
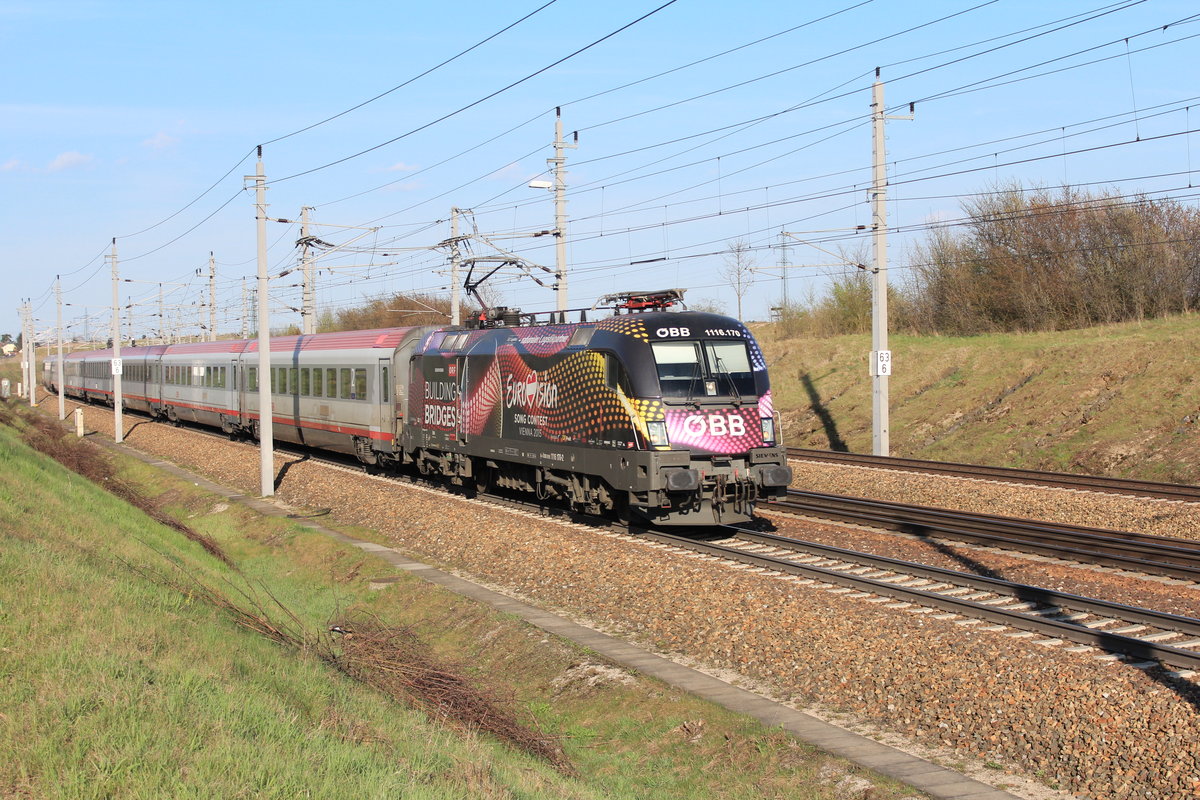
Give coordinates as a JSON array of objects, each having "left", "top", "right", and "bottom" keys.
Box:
[{"left": 402, "top": 290, "right": 791, "bottom": 524}]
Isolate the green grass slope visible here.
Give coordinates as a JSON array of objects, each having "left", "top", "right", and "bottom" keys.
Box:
[
  {"left": 757, "top": 312, "right": 1200, "bottom": 484},
  {"left": 0, "top": 406, "right": 914, "bottom": 799}
]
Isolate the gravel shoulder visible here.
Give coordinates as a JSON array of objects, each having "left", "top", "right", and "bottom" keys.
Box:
[{"left": 70, "top": 401, "right": 1200, "bottom": 800}]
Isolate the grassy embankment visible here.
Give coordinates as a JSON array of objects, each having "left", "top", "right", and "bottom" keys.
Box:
[
  {"left": 757, "top": 312, "right": 1200, "bottom": 484},
  {"left": 0, "top": 398, "right": 913, "bottom": 799}
]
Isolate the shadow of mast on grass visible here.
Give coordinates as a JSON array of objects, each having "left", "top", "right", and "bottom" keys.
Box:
[{"left": 800, "top": 371, "right": 848, "bottom": 452}]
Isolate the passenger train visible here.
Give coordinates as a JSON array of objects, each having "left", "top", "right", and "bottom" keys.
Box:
[{"left": 44, "top": 290, "right": 792, "bottom": 525}]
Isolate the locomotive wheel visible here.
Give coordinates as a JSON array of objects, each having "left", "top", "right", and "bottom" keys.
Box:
[{"left": 473, "top": 461, "right": 493, "bottom": 496}]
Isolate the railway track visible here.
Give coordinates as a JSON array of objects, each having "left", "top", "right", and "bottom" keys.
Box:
[
  {"left": 638, "top": 527, "right": 1200, "bottom": 675},
  {"left": 768, "top": 490, "right": 1200, "bottom": 582},
  {"left": 85, "top": 405, "right": 1200, "bottom": 675},
  {"left": 787, "top": 447, "right": 1200, "bottom": 502}
]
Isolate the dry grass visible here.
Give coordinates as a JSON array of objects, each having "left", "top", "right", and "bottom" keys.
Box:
[{"left": 0, "top": 400, "right": 232, "bottom": 565}]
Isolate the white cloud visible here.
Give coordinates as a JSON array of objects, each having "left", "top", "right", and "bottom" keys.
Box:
[
  {"left": 47, "top": 151, "right": 93, "bottom": 171},
  {"left": 1, "top": 158, "right": 21, "bottom": 171},
  {"left": 385, "top": 161, "right": 418, "bottom": 172},
  {"left": 142, "top": 131, "right": 179, "bottom": 150}
]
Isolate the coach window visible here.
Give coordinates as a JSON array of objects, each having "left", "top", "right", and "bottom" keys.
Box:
[
  {"left": 353, "top": 368, "right": 366, "bottom": 400},
  {"left": 248, "top": 367, "right": 257, "bottom": 391},
  {"left": 326, "top": 368, "right": 337, "bottom": 398},
  {"left": 217, "top": 367, "right": 226, "bottom": 389},
  {"left": 312, "top": 368, "right": 323, "bottom": 397},
  {"left": 380, "top": 367, "right": 389, "bottom": 402},
  {"left": 340, "top": 368, "right": 352, "bottom": 400},
  {"left": 300, "top": 368, "right": 310, "bottom": 396}
]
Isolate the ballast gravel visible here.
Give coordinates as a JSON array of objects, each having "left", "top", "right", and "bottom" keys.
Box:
[{"left": 73, "top": 403, "right": 1200, "bottom": 800}]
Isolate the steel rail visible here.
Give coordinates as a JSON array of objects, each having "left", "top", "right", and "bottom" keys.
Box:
[
  {"left": 769, "top": 490, "right": 1200, "bottom": 582},
  {"left": 75, "top": 400, "right": 1200, "bottom": 671},
  {"left": 639, "top": 529, "right": 1200, "bottom": 672},
  {"left": 787, "top": 448, "right": 1200, "bottom": 502}
]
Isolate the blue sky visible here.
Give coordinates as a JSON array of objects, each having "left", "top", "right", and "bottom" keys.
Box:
[{"left": 3, "top": 0, "right": 1198, "bottom": 341}]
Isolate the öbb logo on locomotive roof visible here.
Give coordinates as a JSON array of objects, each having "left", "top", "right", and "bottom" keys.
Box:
[
  {"left": 504, "top": 371, "right": 558, "bottom": 411},
  {"left": 681, "top": 412, "right": 746, "bottom": 438},
  {"left": 654, "top": 326, "right": 690, "bottom": 338}
]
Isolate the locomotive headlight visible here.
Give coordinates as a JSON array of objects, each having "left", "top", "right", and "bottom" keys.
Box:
[
  {"left": 760, "top": 416, "right": 775, "bottom": 444},
  {"left": 646, "top": 420, "right": 670, "bottom": 448}
]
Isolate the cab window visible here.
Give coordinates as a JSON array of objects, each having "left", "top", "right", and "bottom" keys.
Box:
[
  {"left": 650, "top": 341, "right": 702, "bottom": 398},
  {"left": 703, "top": 341, "right": 756, "bottom": 396}
]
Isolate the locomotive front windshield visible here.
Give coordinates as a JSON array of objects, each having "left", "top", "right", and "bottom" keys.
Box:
[{"left": 651, "top": 340, "right": 756, "bottom": 399}]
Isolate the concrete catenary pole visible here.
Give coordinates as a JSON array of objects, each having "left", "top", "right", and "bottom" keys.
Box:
[
  {"left": 300, "top": 207, "right": 315, "bottom": 335},
  {"left": 27, "top": 303, "right": 36, "bottom": 406},
  {"left": 20, "top": 301, "right": 31, "bottom": 402},
  {"left": 870, "top": 76, "right": 890, "bottom": 457},
  {"left": 251, "top": 146, "right": 274, "bottom": 497},
  {"left": 208, "top": 252, "right": 217, "bottom": 341},
  {"left": 241, "top": 278, "right": 249, "bottom": 339},
  {"left": 868, "top": 71, "right": 912, "bottom": 457},
  {"left": 110, "top": 238, "right": 123, "bottom": 443},
  {"left": 549, "top": 108, "right": 577, "bottom": 316},
  {"left": 56, "top": 278, "right": 65, "bottom": 420},
  {"left": 450, "top": 207, "right": 461, "bottom": 326}
]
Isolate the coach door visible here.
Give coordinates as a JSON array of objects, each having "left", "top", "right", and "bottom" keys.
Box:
[
  {"left": 455, "top": 355, "right": 468, "bottom": 445},
  {"left": 377, "top": 358, "right": 393, "bottom": 442}
]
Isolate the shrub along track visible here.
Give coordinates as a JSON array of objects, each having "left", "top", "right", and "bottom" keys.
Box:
[{"left": 62, "top": 399, "right": 1200, "bottom": 800}]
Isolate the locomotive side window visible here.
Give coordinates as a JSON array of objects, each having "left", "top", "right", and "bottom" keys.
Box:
[
  {"left": 603, "top": 353, "right": 632, "bottom": 394},
  {"left": 650, "top": 341, "right": 703, "bottom": 398}
]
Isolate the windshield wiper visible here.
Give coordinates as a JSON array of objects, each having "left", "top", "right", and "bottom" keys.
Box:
[
  {"left": 683, "top": 359, "right": 702, "bottom": 408},
  {"left": 712, "top": 354, "right": 742, "bottom": 406}
]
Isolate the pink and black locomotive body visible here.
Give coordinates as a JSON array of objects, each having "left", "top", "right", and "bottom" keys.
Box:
[{"left": 402, "top": 302, "right": 790, "bottom": 525}]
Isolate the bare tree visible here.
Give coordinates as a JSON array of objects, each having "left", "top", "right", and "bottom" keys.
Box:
[
  {"left": 689, "top": 297, "right": 727, "bottom": 314},
  {"left": 909, "top": 185, "right": 1200, "bottom": 334},
  {"left": 720, "top": 239, "right": 756, "bottom": 320}
]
